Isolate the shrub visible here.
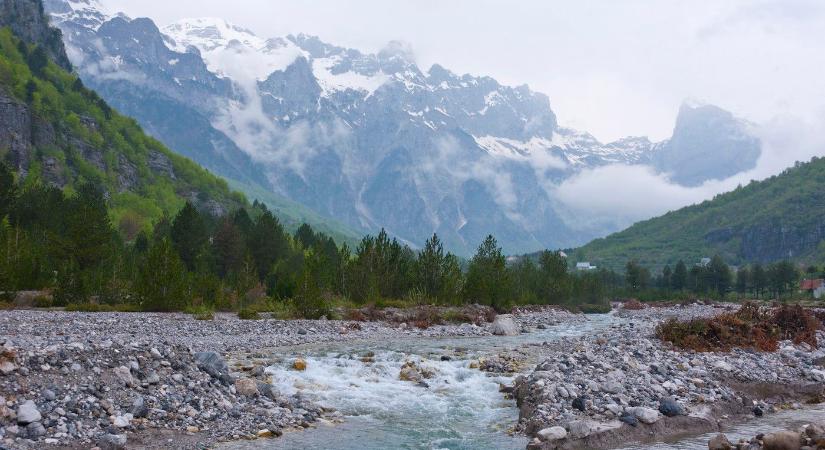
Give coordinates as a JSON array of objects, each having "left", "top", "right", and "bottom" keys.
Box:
[
  {"left": 185, "top": 304, "right": 215, "bottom": 321},
  {"left": 32, "top": 295, "right": 52, "bottom": 308},
  {"left": 65, "top": 303, "right": 140, "bottom": 312},
  {"left": 656, "top": 302, "right": 823, "bottom": 352},
  {"left": 622, "top": 299, "right": 645, "bottom": 310},
  {"left": 237, "top": 308, "right": 260, "bottom": 320},
  {"left": 579, "top": 303, "right": 611, "bottom": 314}
]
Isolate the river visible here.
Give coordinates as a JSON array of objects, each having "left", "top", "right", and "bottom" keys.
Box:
[{"left": 222, "top": 313, "right": 822, "bottom": 450}]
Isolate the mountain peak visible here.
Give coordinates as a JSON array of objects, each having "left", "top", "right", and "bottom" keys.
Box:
[{"left": 378, "top": 40, "right": 415, "bottom": 63}]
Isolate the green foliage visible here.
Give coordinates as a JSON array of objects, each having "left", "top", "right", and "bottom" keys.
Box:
[
  {"left": 237, "top": 308, "right": 260, "bottom": 320},
  {"left": 137, "top": 239, "right": 189, "bottom": 311},
  {"left": 575, "top": 156, "right": 825, "bottom": 270},
  {"left": 464, "top": 235, "right": 510, "bottom": 311}
]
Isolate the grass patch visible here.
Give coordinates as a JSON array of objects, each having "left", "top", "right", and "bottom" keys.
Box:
[
  {"left": 578, "top": 303, "right": 611, "bottom": 314},
  {"left": 656, "top": 302, "right": 823, "bottom": 352},
  {"left": 65, "top": 303, "right": 140, "bottom": 312},
  {"left": 237, "top": 308, "right": 260, "bottom": 320},
  {"left": 185, "top": 305, "right": 215, "bottom": 320}
]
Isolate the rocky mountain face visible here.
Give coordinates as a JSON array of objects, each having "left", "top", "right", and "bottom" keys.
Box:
[
  {"left": 46, "top": 0, "right": 763, "bottom": 255},
  {"left": 1, "top": 0, "right": 71, "bottom": 69},
  {"left": 0, "top": 0, "right": 245, "bottom": 225}
]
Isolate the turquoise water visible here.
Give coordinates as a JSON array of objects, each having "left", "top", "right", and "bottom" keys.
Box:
[{"left": 221, "top": 314, "right": 822, "bottom": 450}]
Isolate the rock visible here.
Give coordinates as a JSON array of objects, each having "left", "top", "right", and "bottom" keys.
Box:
[
  {"left": 399, "top": 366, "right": 422, "bottom": 382},
  {"left": 26, "top": 421, "right": 46, "bottom": 438},
  {"left": 491, "top": 315, "right": 518, "bottom": 336},
  {"left": 16, "top": 400, "right": 42, "bottom": 425},
  {"left": 42, "top": 389, "right": 56, "bottom": 401},
  {"left": 619, "top": 414, "right": 639, "bottom": 427},
  {"left": 150, "top": 347, "right": 163, "bottom": 359},
  {"left": 256, "top": 382, "right": 279, "bottom": 401},
  {"left": 0, "top": 359, "right": 16, "bottom": 375},
  {"left": 626, "top": 406, "right": 660, "bottom": 424},
  {"left": 145, "top": 370, "right": 160, "bottom": 385},
  {"left": 572, "top": 396, "right": 587, "bottom": 411},
  {"left": 292, "top": 358, "right": 307, "bottom": 371},
  {"left": 761, "top": 430, "right": 801, "bottom": 450},
  {"left": 537, "top": 426, "right": 567, "bottom": 442},
  {"left": 112, "top": 366, "right": 134, "bottom": 387},
  {"left": 708, "top": 433, "right": 734, "bottom": 450},
  {"left": 567, "top": 420, "right": 595, "bottom": 439},
  {"left": 659, "top": 397, "right": 685, "bottom": 417},
  {"left": 98, "top": 433, "right": 128, "bottom": 450},
  {"left": 130, "top": 396, "right": 148, "bottom": 418},
  {"left": 602, "top": 380, "right": 623, "bottom": 394},
  {"left": 112, "top": 414, "right": 132, "bottom": 428},
  {"left": 713, "top": 360, "right": 733, "bottom": 372},
  {"left": 194, "top": 351, "right": 233, "bottom": 385},
  {"left": 257, "top": 429, "right": 274, "bottom": 438},
  {"left": 235, "top": 378, "right": 260, "bottom": 397},
  {"left": 753, "top": 406, "right": 764, "bottom": 417}
]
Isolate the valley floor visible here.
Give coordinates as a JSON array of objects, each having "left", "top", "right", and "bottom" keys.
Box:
[{"left": 0, "top": 305, "right": 822, "bottom": 449}]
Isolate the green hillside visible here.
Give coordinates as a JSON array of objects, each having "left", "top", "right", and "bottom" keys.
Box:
[
  {"left": 573, "top": 158, "right": 825, "bottom": 271},
  {"left": 0, "top": 27, "right": 245, "bottom": 234}
]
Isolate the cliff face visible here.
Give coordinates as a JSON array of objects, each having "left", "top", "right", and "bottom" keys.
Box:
[{"left": 0, "top": 0, "right": 71, "bottom": 70}]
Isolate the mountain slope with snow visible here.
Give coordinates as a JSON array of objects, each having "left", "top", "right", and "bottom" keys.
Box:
[{"left": 45, "top": 1, "right": 763, "bottom": 255}]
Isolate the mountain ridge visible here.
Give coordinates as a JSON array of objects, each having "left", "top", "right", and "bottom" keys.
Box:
[{"left": 46, "top": 1, "right": 763, "bottom": 255}]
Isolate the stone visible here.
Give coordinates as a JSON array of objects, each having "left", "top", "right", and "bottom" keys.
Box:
[
  {"left": 194, "top": 351, "right": 233, "bottom": 385},
  {"left": 399, "top": 366, "right": 422, "bottom": 382},
  {"left": 658, "top": 397, "right": 685, "bottom": 417},
  {"left": 26, "top": 421, "right": 46, "bottom": 438},
  {"left": 566, "top": 420, "right": 595, "bottom": 439},
  {"left": 708, "top": 433, "right": 734, "bottom": 450},
  {"left": 537, "top": 426, "right": 567, "bottom": 442},
  {"left": 572, "top": 396, "right": 587, "bottom": 411},
  {"left": 130, "top": 396, "right": 148, "bottom": 418},
  {"left": 713, "top": 360, "right": 733, "bottom": 372},
  {"left": 602, "top": 380, "right": 622, "bottom": 394},
  {"left": 491, "top": 315, "right": 519, "bottom": 336},
  {"left": 626, "top": 406, "right": 660, "bottom": 424},
  {"left": 112, "top": 414, "right": 132, "bottom": 428},
  {"left": 235, "top": 378, "right": 259, "bottom": 397},
  {"left": 256, "top": 382, "right": 279, "bottom": 401},
  {"left": 0, "top": 359, "right": 16, "bottom": 375},
  {"left": 292, "top": 358, "right": 307, "bottom": 371},
  {"left": 619, "top": 414, "right": 638, "bottom": 427},
  {"left": 16, "top": 400, "right": 42, "bottom": 425},
  {"left": 145, "top": 371, "right": 160, "bottom": 385},
  {"left": 257, "top": 429, "right": 274, "bottom": 438},
  {"left": 150, "top": 348, "right": 163, "bottom": 359},
  {"left": 112, "top": 366, "right": 134, "bottom": 387},
  {"left": 98, "top": 433, "right": 128, "bottom": 450},
  {"left": 42, "top": 389, "right": 56, "bottom": 401},
  {"left": 761, "top": 430, "right": 801, "bottom": 450}
]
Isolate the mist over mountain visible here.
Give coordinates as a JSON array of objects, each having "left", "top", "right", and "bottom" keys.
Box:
[{"left": 46, "top": 0, "right": 762, "bottom": 255}]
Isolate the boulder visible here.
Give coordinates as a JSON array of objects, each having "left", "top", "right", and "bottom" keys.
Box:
[
  {"left": 113, "top": 366, "right": 135, "bottom": 387},
  {"left": 98, "top": 433, "right": 128, "bottom": 450},
  {"left": 399, "top": 365, "right": 422, "bottom": 382},
  {"left": 625, "top": 406, "right": 660, "bottom": 424},
  {"left": 537, "top": 426, "right": 567, "bottom": 442},
  {"left": 235, "top": 378, "right": 260, "bottom": 397},
  {"left": 194, "top": 351, "right": 233, "bottom": 385},
  {"left": 572, "top": 396, "right": 587, "bottom": 411},
  {"left": 761, "top": 431, "right": 801, "bottom": 450},
  {"left": 708, "top": 433, "right": 733, "bottom": 450},
  {"left": 16, "top": 400, "right": 42, "bottom": 425},
  {"left": 491, "top": 315, "right": 518, "bottom": 336},
  {"left": 658, "top": 397, "right": 685, "bottom": 417},
  {"left": 619, "top": 414, "right": 638, "bottom": 427},
  {"left": 292, "top": 358, "right": 307, "bottom": 371},
  {"left": 130, "top": 396, "right": 148, "bottom": 418}
]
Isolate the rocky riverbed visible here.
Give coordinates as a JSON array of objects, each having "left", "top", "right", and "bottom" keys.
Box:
[
  {"left": 0, "top": 305, "right": 822, "bottom": 450},
  {"left": 0, "top": 307, "right": 578, "bottom": 448},
  {"left": 507, "top": 304, "right": 825, "bottom": 449}
]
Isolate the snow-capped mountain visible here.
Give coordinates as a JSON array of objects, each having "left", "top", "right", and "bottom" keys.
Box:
[{"left": 45, "top": 1, "right": 761, "bottom": 255}]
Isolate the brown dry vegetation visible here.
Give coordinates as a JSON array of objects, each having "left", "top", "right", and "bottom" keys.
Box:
[{"left": 656, "top": 303, "right": 824, "bottom": 352}]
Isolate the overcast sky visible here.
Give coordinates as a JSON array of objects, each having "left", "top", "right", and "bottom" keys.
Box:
[{"left": 103, "top": 0, "right": 825, "bottom": 142}]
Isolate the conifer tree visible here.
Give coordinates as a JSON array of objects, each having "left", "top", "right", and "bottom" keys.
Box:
[{"left": 464, "top": 235, "right": 510, "bottom": 311}]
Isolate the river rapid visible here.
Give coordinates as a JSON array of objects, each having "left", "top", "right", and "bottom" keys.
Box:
[{"left": 222, "top": 312, "right": 822, "bottom": 450}]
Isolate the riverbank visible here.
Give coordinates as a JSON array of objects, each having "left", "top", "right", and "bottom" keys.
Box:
[
  {"left": 0, "top": 307, "right": 577, "bottom": 448},
  {"left": 1, "top": 304, "right": 823, "bottom": 449},
  {"left": 508, "top": 304, "right": 825, "bottom": 449}
]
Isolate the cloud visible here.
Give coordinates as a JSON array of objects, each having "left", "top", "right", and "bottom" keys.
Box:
[{"left": 553, "top": 113, "right": 825, "bottom": 230}]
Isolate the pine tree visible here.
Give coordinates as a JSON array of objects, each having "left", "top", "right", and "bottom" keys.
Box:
[
  {"left": 537, "top": 250, "right": 571, "bottom": 304},
  {"left": 464, "top": 235, "right": 510, "bottom": 311},
  {"left": 170, "top": 202, "right": 207, "bottom": 271},
  {"left": 416, "top": 233, "right": 445, "bottom": 300},
  {"left": 661, "top": 265, "right": 672, "bottom": 290},
  {"left": 672, "top": 260, "right": 688, "bottom": 290},
  {"left": 212, "top": 218, "right": 244, "bottom": 278},
  {"left": 137, "top": 239, "right": 189, "bottom": 311},
  {"left": 751, "top": 263, "right": 766, "bottom": 298}
]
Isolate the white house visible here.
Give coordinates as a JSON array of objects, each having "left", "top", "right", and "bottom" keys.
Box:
[{"left": 576, "top": 262, "right": 596, "bottom": 271}]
